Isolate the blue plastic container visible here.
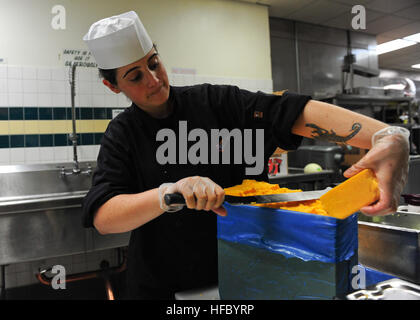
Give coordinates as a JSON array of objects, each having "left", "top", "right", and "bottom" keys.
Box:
[{"left": 217, "top": 203, "right": 359, "bottom": 300}]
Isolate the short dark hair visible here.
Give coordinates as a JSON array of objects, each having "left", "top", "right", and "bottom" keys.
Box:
[{"left": 98, "top": 43, "right": 158, "bottom": 87}]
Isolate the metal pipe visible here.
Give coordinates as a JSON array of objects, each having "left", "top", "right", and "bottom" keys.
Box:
[
  {"left": 35, "top": 250, "right": 127, "bottom": 300},
  {"left": 69, "top": 63, "right": 80, "bottom": 174}
]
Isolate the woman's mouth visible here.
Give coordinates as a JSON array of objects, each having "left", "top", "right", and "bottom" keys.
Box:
[{"left": 149, "top": 85, "right": 163, "bottom": 97}]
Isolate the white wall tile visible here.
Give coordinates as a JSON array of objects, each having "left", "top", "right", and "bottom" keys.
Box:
[
  {"left": 51, "top": 67, "right": 66, "bottom": 81},
  {"left": 230, "top": 78, "right": 242, "bottom": 87},
  {"left": 90, "top": 68, "right": 100, "bottom": 81},
  {"left": 39, "top": 147, "right": 54, "bottom": 163},
  {"left": 64, "top": 80, "right": 71, "bottom": 95},
  {"left": 0, "top": 79, "right": 7, "bottom": 93},
  {"left": 103, "top": 85, "right": 113, "bottom": 95},
  {"left": 53, "top": 146, "right": 68, "bottom": 162},
  {"left": 105, "top": 94, "right": 118, "bottom": 108},
  {"left": 0, "top": 94, "right": 8, "bottom": 107},
  {"left": 246, "top": 79, "right": 258, "bottom": 92},
  {"left": 65, "top": 94, "right": 71, "bottom": 107},
  {"left": 24, "top": 147, "right": 40, "bottom": 163},
  {"left": 51, "top": 80, "right": 66, "bottom": 94},
  {"left": 7, "top": 66, "right": 22, "bottom": 79},
  {"left": 183, "top": 74, "right": 195, "bottom": 86},
  {"left": 52, "top": 94, "right": 66, "bottom": 107},
  {"left": 8, "top": 79, "right": 23, "bottom": 93},
  {"left": 22, "top": 79, "right": 37, "bottom": 93},
  {"left": 168, "top": 74, "right": 174, "bottom": 85},
  {"left": 77, "top": 81, "right": 91, "bottom": 95},
  {"left": 118, "top": 94, "right": 131, "bottom": 108},
  {"left": 93, "top": 145, "right": 100, "bottom": 156},
  {"left": 10, "top": 148, "right": 24, "bottom": 163},
  {"left": 76, "top": 68, "right": 92, "bottom": 82},
  {"left": 78, "top": 145, "right": 97, "bottom": 161},
  {"left": 79, "top": 94, "right": 92, "bottom": 107},
  {"left": 8, "top": 93, "right": 23, "bottom": 106},
  {"left": 171, "top": 74, "right": 183, "bottom": 86},
  {"left": 264, "top": 79, "right": 273, "bottom": 92},
  {"left": 92, "top": 94, "right": 105, "bottom": 107},
  {"left": 23, "top": 93, "right": 37, "bottom": 106},
  {"left": 22, "top": 66, "right": 37, "bottom": 80},
  {"left": 0, "top": 149, "right": 10, "bottom": 165},
  {"left": 37, "top": 67, "right": 51, "bottom": 80},
  {"left": 37, "top": 80, "right": 52, "bottom": 93},
  {"left": 37, "top": 93, "right": 52, "bottom": 107},
  {"left": 92, "top": 82, "right": 104, "bottom": 95},
  {"left": 0, "top": 66, "right": 7, "bottom": 79}
]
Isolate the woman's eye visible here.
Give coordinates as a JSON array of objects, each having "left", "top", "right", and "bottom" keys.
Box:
[
  {"left": 149, "top": 62, "right": 159, "bottom": 71},
  {"left": 130, "top": 74, "right": 142, "bottom": 82}
]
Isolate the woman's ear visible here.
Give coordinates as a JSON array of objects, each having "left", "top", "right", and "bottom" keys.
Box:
[{"left": 102, "top": 79, "right": 121, "bottom": 94}]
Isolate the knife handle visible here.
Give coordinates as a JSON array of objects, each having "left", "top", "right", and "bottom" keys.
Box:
[{"left": 164, "top": 193, "right": 186, "bottom": 206}]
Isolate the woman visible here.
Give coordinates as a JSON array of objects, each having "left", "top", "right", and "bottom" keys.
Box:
[{"left": 82, "top": 11, "right": 409, "bottom": 299}]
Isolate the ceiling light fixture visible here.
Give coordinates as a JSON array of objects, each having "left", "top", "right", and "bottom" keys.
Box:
[
  {"left": 403, "top": 33, "right": 420, "bottom": 42},
  {"left": 411, "top": 64, "right": 420, "bottom": 69},
  {"left": 376, "top": 39, "right": 417, "bottom": 55}
]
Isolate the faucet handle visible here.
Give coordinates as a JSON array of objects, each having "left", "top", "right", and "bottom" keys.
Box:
[
  {"left": 81, "top": 163, "right": 93, "bottom": 176},
  {"left": 57, "top": 166, "right": 67, "bottom": 178}
]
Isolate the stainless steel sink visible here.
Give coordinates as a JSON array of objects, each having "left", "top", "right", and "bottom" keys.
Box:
[{"left": 0, "top": 162, "right": 130, "bottom": 265}]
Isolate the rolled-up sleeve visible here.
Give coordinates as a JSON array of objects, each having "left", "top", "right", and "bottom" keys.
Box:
[
  {"left": 82, "top": 118, "right": 137, "bottom": 228},
  {"left": 211, "top": 85, "right": 311, "bottom": 151}
]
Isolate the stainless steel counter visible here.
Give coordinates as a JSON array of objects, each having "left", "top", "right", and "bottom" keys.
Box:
[
  {"left": 0, "top": 162, "right": 130, "bottom": 266},
  {"left": 358, "top": 211, "right": 420, "bottom": 284}
]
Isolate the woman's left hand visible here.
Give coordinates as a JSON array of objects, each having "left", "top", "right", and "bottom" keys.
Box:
[{"left": 343, "top": 133, "right": 410, "bottom": 216}]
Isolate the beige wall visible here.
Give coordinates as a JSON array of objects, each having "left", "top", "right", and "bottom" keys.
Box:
[{"left": 0, "top": 0, "right": 272, "bottom": 80}]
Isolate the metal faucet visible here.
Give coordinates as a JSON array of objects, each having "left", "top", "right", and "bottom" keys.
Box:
[
  {"left": 59, "top": 162, "right": 92, "bottom": 177},
  {"left": 59, "top": 62, "right": 92, "bottom": 178}
]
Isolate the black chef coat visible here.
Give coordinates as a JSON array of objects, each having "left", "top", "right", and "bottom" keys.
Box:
[{"left": 82, "top": 84, "right": 311, "bottom": 299}]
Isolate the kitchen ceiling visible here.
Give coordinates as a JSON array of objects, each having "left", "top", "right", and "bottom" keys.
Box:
[{"left": 230, "top": 0, "right": 420, "bottom": 72}]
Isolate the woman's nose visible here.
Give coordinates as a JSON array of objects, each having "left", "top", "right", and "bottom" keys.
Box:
[{"left": 144, "top": 70, "right": 160, "bottom": 88}]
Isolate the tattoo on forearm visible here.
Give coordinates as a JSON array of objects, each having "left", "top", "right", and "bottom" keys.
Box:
[{"left": 305, "top": 123, "right": 362, "bottom": 144}]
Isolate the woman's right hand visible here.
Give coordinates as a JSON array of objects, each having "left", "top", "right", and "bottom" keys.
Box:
[{"left": 158, "top": 176, "right": 227, "bottom": 216}]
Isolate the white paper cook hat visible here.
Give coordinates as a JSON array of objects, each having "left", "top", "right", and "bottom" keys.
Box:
[{"left": 83, "top": 11, "right": 153, "bottom": 70}]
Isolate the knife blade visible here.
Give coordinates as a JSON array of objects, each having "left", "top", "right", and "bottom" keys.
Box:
[{"left": 164, "top": 187, "right": 332, "bottom": 206}]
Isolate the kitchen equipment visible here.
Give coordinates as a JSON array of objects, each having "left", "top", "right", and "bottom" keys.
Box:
[
  {"left": 346, "top": 279, "right": 420, "bottom": 300},
  {"left": 398, "top": 194, "right": 420, "bottom": 213},
  {"left": 0, "top": 162, "right": 130, "bottom": 266},
  {"left": 358, "top": 211, "right": 420, "bottom": 284},
  {"left": 164, "top": 187, "right": 331, "bottom": 206},
  {"left": 352, "top": 86, "right": 385, "bottom": 96},
  {"left": 402, "top": 156, "right": 420, "bottom": 195},
  {"left": 287, "top": 145, "right": 344, "bottom": 173}
]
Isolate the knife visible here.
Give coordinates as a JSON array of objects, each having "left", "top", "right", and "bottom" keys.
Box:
[{"left": 164, "top": 187, "right": 332, "bottom": 206}]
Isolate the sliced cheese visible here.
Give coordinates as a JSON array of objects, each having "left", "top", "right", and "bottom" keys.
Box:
[
  {"left": 224, "top": 180, "right": 330, "bottom": 216},
  {"left": 320, "top": 169, "right": 379, "bottom": 219}
]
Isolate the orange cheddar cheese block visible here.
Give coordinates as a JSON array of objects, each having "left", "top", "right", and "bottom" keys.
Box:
[
  {"left": 320, "top": 169, "right": 379, "bottom": 219},
  {"left": 224, "top": 180, "right": 330, "bottom": 216}
]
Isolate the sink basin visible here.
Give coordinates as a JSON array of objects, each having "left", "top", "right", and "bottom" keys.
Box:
[{"left": 0, "top": 162, "right": 130, "bottom": 265}]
